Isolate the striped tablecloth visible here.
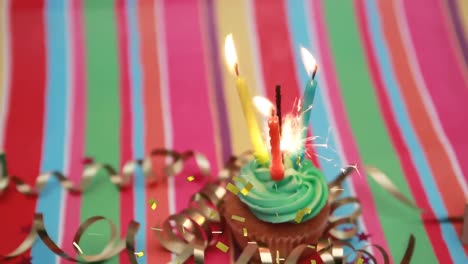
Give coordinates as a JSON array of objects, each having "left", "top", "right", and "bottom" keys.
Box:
[{"left": 0, "top": 0, "right": 467, "bottom": 263}]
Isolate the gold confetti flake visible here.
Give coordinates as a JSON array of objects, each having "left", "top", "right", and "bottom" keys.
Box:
[
  {"left": 134, "top": 251, "right": 145, "bottom": 258},
  {"left": 151, "top": 227, "right": 163, "bottom": 231},
  {"left": 231, "top": 215, "right": 245, "bottom": 222},
  {"left": 226, "top": 182, "right": 240, "bottom": 195},
  {"left": 212, "top": 231, "right": 222, "bottom": 234},
  {"left": 240, "top": 182, "right": 253, "bottom": 196},
  {"left": 295, "top": 210, "right": 305, "bottom": 223},
  {"left": 209, "top": 210, "right": 217, "bottom": 219},
  {"left": 73, "top": 241, "right": 84, "bottom": 254},
  {"left": 356, "top": 258, "right": 364, "bottom": 264},
  {"left": 216, "top": 241, "right": 229, "bottom": 253},
  {"left": 243, "top": 228, "right": 248, "bottom": 237},
  {"left": 303, "top": 207, "right": 311, "bottom": 214},
  {"left": 232, "top": 176, "right": 246, "bottom": 184},
  {"left": 310, "top": 260, "right": 316, "bottom": 264},
  {"left": 307, "top": 244, "right": 315, "bottom": 249},
  {"left": 149, "top": 198, "right": 158, "bottom": 210},
  {"left": 187, "top": 175, "right": 195, "bottom": 182}
]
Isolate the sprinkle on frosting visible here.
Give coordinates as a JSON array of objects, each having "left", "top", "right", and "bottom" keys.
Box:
[{"left": 235, "top": 159, "right": 328, "bottom": 223}]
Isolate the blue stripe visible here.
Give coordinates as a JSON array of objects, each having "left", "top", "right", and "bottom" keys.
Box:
[
  {"left": 286, "top": 0, "right": 366, "bottom": 249},
  {"left": 32, "top": 0, "right": 68, "bottom": 262},
  {"left": 363, "top": 0, "right": 465, "bottom": 261},
  {"left": 127, "top": 0, "right": 146, "bottom": 261}
]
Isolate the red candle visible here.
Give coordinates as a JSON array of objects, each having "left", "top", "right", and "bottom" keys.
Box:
[{"left": 269, "top": 115, "right": 284, "bottom": 181}]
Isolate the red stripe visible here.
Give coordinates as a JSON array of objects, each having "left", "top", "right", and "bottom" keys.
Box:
[
  {"left": 138, "top": 0, "right": 171, "bottom": 262},
  {"left": 378, "top": 0, "right": 466, "bottom": 242},
  {"left": 0, "top": 0, "right": 46, "bottom": 258},
  {"left": 354, "top": 0, "right": 453, "bottom": 260},
  {"left": 116, "top": 0, "right": 134, "bottom": 263},
  {"left": 253, "top": 0, "right": 319, "bottom": 165}
]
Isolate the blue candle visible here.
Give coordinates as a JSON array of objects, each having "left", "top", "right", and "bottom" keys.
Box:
[
  {"left": 300, "top": 79, "right": 317, "bottom": 139},
  {"left": 291, "top": 47, "right": 318, "bottom": 166}
]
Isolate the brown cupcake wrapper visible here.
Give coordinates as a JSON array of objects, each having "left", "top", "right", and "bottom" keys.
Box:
[{"left": 221, "top": 192, "right": 330, "bottom": 261}]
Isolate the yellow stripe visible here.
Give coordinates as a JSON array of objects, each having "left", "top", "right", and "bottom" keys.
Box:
[
  {"left": 214, "top": 0, "right": 264, "bottom": 155},
  {"left": 458, "top": 0, "right": 468, "bottom": 41}
]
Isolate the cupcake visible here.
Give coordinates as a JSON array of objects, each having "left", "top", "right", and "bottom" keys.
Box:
[{"left": 221, "top": 158, "right": 329, "bottom": 261}]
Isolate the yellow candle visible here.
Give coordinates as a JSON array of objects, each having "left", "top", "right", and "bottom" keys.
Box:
[
  {"left": 225, "top": 34, "right": 269, "bottom": 164},
  {"left": 236, "top": 77, "right": 269, "bottom": 163}
]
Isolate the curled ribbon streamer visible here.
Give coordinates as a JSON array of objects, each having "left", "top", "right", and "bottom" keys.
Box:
[
  {"left": 0, "top": 149, "right": 210, "bottom": 196},
  {"left": 1, "top": 213, "right": 140, "bottom": 263},
  {"left": 365, "top": 166, "right": 422, "bottom": 212},
  {"left": 326, "top": 166, "right": 361, "bottom": 240},
  {"left": 0, "top": 149, "right": 209, "bottom": 260},
  {"left": 0, "top": 150, "right": 417, "bottom": 263}
]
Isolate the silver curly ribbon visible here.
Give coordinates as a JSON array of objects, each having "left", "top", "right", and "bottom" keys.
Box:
[{"left": 0, "top": 151, "right": 416, "bottom": 263}]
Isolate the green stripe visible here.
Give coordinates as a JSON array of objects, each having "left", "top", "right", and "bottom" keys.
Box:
[
  {"left": 81, "top": 1, "right": 120, "bottom": 262},
  {"left": 322, "top": 1, "right": 435, "bottom": 262}
]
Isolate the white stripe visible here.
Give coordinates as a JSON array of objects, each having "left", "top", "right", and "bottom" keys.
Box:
[
  {"left": 155, "top": 0, "right": 174, "bottom": 215},
  {"left": 394, "top": 0, "right": 468, "bottom": 195},
  {"left": 0, "top": 0, "right": 11, "bottom": 149}
]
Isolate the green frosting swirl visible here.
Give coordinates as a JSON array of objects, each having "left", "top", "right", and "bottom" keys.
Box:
[{"left": 235, "top": 159, "right": 328, "bottom": 223}]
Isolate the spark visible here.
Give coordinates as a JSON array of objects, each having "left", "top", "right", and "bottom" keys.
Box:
[
  {"left": 301, "top": 105, "right": 313, "bottom": 114},
  {"left": 306, "top": 152, "right": 333, "bottom": 162}
]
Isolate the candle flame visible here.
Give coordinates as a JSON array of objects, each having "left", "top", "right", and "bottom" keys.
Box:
[
  {"left": 225, "top": 34, "right": 239, "bottom": 76},
  {"left": 300, "top": 47, "right": 317, "bottom": 77},
  {"left": 253, "top": 96, "right": 275, "bottom": 116}
]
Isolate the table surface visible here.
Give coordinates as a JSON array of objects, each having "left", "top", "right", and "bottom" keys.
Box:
[{"left": 0, "top": 0, "right": 467, "bottom": 263}]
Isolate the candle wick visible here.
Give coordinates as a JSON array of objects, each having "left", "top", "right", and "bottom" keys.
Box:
[
  {"left": 275, "top": 85, "right": 282, "bottom": 134},
  {"left": 311, "top": 65, "right": 318, "bottom": 80},
  {"left": 235, "top": 63, "right": 240, "bottom": 77}
]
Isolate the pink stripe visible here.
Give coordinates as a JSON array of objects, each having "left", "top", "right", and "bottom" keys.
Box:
[
  {"left": 116, "top": 0, "right": 134, "bottom": 263},
  {"left": 163, "top": 0, "right": 228, "bottom": 262},
  {"left": 402, "top": 0, "right": 468, "bottom": 183},
  {"left": 310, "top": 0, "right": 391, "bottom": 257},
  {"left": 60, "top": 0, "right": 85, "bottom": 261}
]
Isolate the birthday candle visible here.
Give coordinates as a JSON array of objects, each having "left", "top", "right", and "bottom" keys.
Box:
[
  {"left": 299, "top": 47, "right": 318, "bottom": 143},
  {"left": 293, "top": 47, "right": 318, "bottom": 163},
  {"left": 268, "top": 115, "right": 284, "bottom": 181},
  {"left": 225, "top": 34, "right": 269, "bottom": 164}
]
